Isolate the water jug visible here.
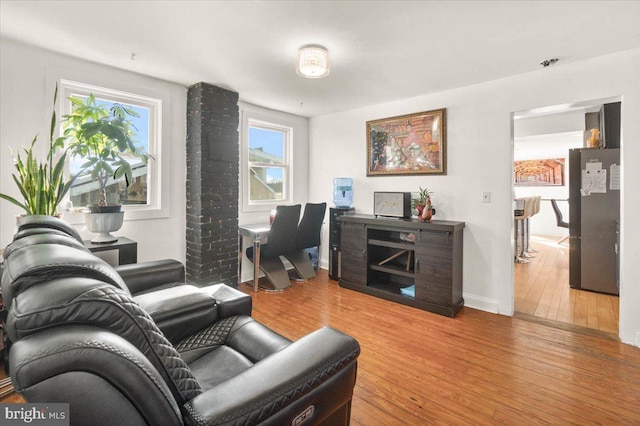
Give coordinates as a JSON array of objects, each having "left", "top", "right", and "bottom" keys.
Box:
[{"left": 333, "top": 178, "right": 353, "bottom": 208}]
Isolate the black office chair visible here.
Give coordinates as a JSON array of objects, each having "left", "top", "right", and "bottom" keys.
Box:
[
  {"left": 550, "top": 199, "right": 569, "bottom": 244},
  {"left": 286, "top": 202, "right": 327, "bottom": 280},
  {"left": 246, "top": 204, "right": 301, "bottom": 291}
]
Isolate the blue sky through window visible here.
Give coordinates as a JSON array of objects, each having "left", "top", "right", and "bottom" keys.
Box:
[
  {"left": 249, "top": 127, "right": 284, "bottom": 157},
  {"left": 249, "top": 126, "right": 284, "bottom": 183}
]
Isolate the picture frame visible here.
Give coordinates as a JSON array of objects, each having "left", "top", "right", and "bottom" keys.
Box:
[
  {"left": 514, "top": 158, "right": 565, "bottom": 186},
  {"left": 367, "top": 108, "right": 446, "bottom": 176}
]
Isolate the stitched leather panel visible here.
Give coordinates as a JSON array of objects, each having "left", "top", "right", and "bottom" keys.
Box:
[
  {"left": 16, "top": 214, "right": 84, "bottom": 243},
  {"left": 15, "top": 339, "right": 176, "bottom": 408},
  {"left": 5, "top": 244, "right": 131, "bottom": 296},
  {"left": 3, "top": 233, "right": 89, "bottom": 260},
  {"left": 10, "top": 283, "right": 202, "bottom": 404},
  {"left": 80, "top": 286, "right": 203, "bottom": 403},
  {"left": 184, "top": 338, "right": 360, "bottom": 425},
  {"left": 175, "top": 316, "right": 238, "bottom": 353}
]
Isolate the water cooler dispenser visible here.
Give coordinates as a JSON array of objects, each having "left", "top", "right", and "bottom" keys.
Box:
[{"left": 329, "top": 178, "right": 354, "bottom": 280}]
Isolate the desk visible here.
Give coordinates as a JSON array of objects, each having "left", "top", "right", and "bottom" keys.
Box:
[
  {"left": 85, "top": 237, "right": 137, "bottom": 266},
  {"left": 238, "top": 224, "right": 270, "bottom": 292}
]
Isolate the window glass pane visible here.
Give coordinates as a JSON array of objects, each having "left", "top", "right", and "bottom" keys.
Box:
[
  {"left": 249, "top": 127, "right": 284, "bottom": 165},
  {"left": 68, "top": 97, "right": 151, "bottom": 207},
  {"left": 249, "top": 166, "right": 284, "bottom": 201}
]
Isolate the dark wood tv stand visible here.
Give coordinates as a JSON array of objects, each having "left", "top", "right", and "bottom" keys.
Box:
[{"left": 338, "top": 214, "right": 465, "bottom": 317}]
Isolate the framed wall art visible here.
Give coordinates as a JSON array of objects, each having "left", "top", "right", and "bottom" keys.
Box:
[
  {"left": 367, "top": 108, "right": 446, "bottom": 176},
  {"left": 514, "top": 158, "right": 565, "bottom": 186}
]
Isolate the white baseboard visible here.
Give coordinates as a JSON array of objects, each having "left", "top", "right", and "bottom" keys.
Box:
[{"left": 463, "top": 293, "right": 500, "bottom": 314}]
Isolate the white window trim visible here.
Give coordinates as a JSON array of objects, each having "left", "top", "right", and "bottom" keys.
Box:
[
  {"left": 241, "top": 110, "right": 294, "bottom": 213},
  {"left": 57, "top": 79, "right": 167, "bottom": 223}
]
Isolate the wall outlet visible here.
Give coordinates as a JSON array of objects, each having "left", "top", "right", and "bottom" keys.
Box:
[{"left": 482, "top": 191, "right": 491, "bottom": 203}]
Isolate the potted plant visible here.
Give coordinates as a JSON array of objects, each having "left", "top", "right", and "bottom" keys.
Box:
[
  {"left": 412, "top": 186, "right": 434, "bottom": 222},
  {"left": 0, "top": 86, "right": 76, "bottom": 217},
  {"left": 62, "top": 94, "right": 151, "bottom": 211},
  {"left": 62, "top": 94, "right": 152, "bottom": 242}
]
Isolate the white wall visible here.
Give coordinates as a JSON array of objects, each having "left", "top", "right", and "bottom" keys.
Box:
[
  {"left": 309, "top": 48, "right": 640, "bottom": 346},
  {"left": 0, "top": 39, "right": 187, "bottom": 263}
]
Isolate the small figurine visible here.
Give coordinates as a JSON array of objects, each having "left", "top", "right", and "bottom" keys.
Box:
[{"left": 587, "top": 128, "right": 600, "bottom": 148}]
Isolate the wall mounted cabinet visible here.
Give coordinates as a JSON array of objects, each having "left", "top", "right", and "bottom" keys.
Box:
[{"left": 338, "top": 215, "right": 464, "bottom": 317}]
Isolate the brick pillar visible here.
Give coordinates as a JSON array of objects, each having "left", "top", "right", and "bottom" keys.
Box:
[{"left": 186, "top": 83, "right": 239, "bottom": 286}]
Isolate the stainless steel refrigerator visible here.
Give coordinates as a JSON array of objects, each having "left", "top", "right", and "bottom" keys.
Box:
[{"left": 568, "top": 148, "right": 620, "bottom": 295}]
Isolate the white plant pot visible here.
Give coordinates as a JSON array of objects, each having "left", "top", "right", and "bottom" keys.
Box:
[{"left": 85, "top": 211, "right": 124, "bottom": 243}]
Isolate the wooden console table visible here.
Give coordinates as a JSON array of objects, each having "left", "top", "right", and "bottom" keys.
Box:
[{"left": 338, "top": 214, "right": 465, "bottom": 317}]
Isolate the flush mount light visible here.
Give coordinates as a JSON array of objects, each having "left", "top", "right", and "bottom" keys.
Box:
[{"left": 296, "top": 45, "right": 330, "bottom": 78}]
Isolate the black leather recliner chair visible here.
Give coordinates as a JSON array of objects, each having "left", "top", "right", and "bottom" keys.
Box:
[{"left": 1, "top": 216, "right": 360, "bottom": 425}]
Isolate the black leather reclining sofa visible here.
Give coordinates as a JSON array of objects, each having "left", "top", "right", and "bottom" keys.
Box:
[{"left": 1, "top": 215, "right": 360, "bottom": 425}]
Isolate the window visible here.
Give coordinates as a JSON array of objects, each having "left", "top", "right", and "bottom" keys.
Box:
[
  {"left": 246, "top": 119, "right": 291, "bottom": 205},
  {"left": 59, "top": 80, "right": 162, "bottom": 215}
]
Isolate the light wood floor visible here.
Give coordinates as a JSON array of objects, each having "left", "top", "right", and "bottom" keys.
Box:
[
  {"left": 515, "top": 235, "right": 619, "bottom": 335},
  {"left": 239, "top": 272, "right": 640, "bottom": 425},
  {"left": 4, "top": 269, "right": 639, "bottom": 424}
]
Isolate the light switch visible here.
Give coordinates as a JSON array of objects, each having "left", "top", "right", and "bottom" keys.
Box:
[{"left": 482, "top": 191, "right": 491, "bottom": 203}]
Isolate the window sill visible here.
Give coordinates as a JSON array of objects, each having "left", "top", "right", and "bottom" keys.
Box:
[{"left": 63, "top": 206, "right": 169, "bottom": 224}]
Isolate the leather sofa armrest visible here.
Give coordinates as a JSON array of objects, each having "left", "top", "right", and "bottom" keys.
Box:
[
  {"left": 185, "top": 326, "right": 360, "bottom": 425},
  {"left": 116, "top": 259, "right": 185, "bottom": 295},
  {"left": 201, "top": 283, "right": 252, "bottom": 317},
  {"left": 134, "top": 285, "right": 218, "bottom": 343}
]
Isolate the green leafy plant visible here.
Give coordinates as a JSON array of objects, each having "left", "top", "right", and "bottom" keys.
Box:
[
  {"left": 0, "top": 86, "right": 76, "bottom": 215},
  {"left": 62, "top": 94, "right": 151, "bottom": 207},
  {"left": 412, "top": 186, "right": 433, "bottom": 209}
]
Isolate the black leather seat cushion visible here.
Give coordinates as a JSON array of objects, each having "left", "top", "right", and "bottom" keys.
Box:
[
  {"left": 189, "top": 346, "right": 254, "bottom": 389},
  {"left": 176, "top": 316, "right": 291, "bottom": 391}
]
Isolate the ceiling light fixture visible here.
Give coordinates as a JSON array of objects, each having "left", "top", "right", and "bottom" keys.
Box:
[{"left": 296, "top": 45, "right": 330, "bottom": 78}]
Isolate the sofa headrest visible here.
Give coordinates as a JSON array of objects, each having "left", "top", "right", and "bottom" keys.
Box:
[
  {"left": 16, "top": 215, "right": 83, "bottom": 243},
  {"left": 3, "top": 232, "right": 89, "bottom": 261},
  {"left": 3, "top": 243, "right": 130, "bottom": 299}
]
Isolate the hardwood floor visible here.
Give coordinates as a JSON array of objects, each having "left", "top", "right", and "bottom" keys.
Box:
[
  {"left": 515, "top": 234, "right": 619, "bottom": 334},
  {"left": 4, "top": 269, "right": 639, "bottom": 424},
  {"left": 240, "top": 271, "right": 640, "bottom": 425}
]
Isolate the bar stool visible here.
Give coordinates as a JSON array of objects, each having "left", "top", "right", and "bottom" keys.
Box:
[
  {"left": 525, "top": 195, "right": 541, "bottom": 254},
  {"left": 514, "top": 196, "right": 533, "bottom": 263},
  {"left": 514, "top": 197, "right": 526, "bottom": 263}
]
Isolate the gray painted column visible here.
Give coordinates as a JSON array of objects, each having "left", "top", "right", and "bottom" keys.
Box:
[{"left": 186, "top": 83, "right": 239, "bottom": 286}]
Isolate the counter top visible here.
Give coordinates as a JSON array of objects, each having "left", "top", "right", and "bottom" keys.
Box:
[{"left": 338, "top": 214, "right": 465, "bottom": 232}]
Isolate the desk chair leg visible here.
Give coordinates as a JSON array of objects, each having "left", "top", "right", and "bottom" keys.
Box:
[
  {"left": 258, "top": 257, "right": 292, "bottom": 292},
  {"left": 285, "top": 251, "right": 316, "bottom": 281}
]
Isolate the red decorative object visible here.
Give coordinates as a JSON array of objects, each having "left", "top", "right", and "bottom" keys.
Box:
[{"left": 420, "top": 202, "right": 433, "bottom": 222}]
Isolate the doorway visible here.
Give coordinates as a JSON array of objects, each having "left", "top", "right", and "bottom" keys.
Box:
[{"left": 512, "top": 100, "right": 620, "bottom": 335}]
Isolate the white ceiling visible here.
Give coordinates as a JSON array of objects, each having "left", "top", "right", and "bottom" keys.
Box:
[{"left": 1, "top": 1, "right": 639, "bottom": 117}]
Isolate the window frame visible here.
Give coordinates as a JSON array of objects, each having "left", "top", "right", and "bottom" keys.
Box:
[
  {"left": 241, "top": 113, "right": 293, "bottom": 213},
  {"left": 58, "top": 79, "right": 165, "bottom": 223}
]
